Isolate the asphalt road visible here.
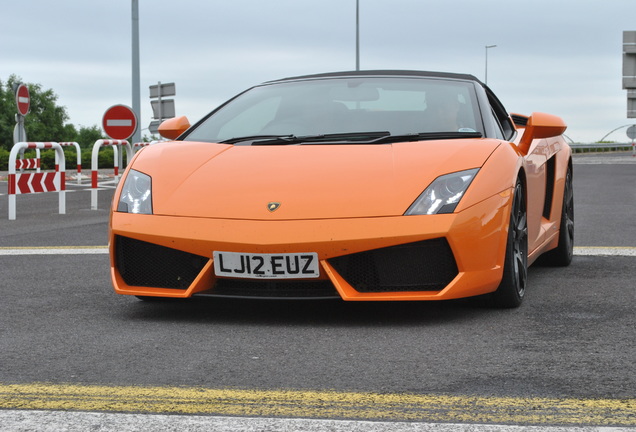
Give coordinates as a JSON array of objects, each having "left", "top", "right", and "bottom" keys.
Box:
[{"left": 0, "top": 154, "right": 635, "bottom": 429}]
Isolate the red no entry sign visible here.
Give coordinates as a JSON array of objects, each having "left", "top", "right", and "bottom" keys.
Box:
[
  {"left": 15, "top": 84, "right": 30, "bottom": 116},
  {"left": 102, "top": 104, "right": 138, "bottom": 140}
]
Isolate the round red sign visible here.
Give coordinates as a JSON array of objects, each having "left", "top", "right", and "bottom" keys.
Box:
[
  {"left": 15, "top": 84, "right": 30, "bottom": 116},
  {"left": 102, "top": 104, "right": 138, "bottom": 140}
]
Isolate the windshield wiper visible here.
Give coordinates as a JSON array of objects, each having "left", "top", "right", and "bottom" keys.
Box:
[
  {"left": 369, "top": 131, "right": 483, "bottom": 143},
  {"left": 222, "top": 131, "right": 391, "bottom": 146},
  {"left": 220, "top": 134, "right": 298, "bottom": 145}
]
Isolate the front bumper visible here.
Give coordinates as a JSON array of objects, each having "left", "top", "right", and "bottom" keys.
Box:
[{"left": 109, "top": 190, "right": 512, "bottom": 301}]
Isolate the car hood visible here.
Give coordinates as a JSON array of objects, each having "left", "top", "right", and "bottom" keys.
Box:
[{"left": 132, "top": 139, "right": 502, "bottom": 220}]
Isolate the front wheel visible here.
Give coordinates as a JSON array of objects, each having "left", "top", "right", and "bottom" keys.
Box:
[{"left": 492, "top": 178, "right": 528, "bottom": 308}]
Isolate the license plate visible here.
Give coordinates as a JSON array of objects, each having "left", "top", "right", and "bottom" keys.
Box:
[{"left": 213, "top": 251, "right": 320, "bottom": 279}]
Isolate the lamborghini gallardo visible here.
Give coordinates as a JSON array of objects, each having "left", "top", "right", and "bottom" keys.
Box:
[{"left": 109, "top": 70, "right": 573, "bottom": 308}]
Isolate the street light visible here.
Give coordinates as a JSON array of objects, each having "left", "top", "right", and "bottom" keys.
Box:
[
  {"left": 131, "top": 0, "right": 141, "bottom": 145},
  {"left": 356, "top": 0, "right": 360, "bottom": 70},
  {"left": 485, "top": 44, "right": 497, "bottom": 85}
]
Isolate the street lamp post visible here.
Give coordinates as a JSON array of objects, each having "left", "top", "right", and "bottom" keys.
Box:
[
  {"left": 131, "top": 0, "right": 141, "bottom": 145},
  {"left": 356, "top": 0, "right": 360, "bottom": 71},
  {"left": 485, "top": 44, "right": 497, "bottom": 85}
]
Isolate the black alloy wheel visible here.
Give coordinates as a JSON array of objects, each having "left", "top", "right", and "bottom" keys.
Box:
[{"left": 492, "top": 178, "right": 528, "bottom": 308}]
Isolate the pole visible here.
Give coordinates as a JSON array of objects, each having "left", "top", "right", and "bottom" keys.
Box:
[
  {"left": 356, "top": 0, "right": 360, "bottom": 71},
  {"left": 14, "top": 114, "right": 26, "bottom": 144},
  {"left": 485, "top": 45, "right": 496, "bottom": 85},
  {"left": 485, "top": 46, "right": 487, "bottom": 85},
  {"left": 157, "top": 81, "right": 163, "bottom": 122},
  {"left": 131, "top": 0, "right": 142, "bottom": 146}
]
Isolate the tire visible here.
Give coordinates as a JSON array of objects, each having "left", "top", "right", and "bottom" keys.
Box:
[
  {"left": 492, "top": 178, "right": 528, "bottom": 308},
  {"left": 538, "top": 165, "right": 574, "bottom": 267}
]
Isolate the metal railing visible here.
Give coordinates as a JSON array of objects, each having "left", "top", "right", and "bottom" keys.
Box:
[{"left": 569, "top": 142, "right": 634, "bottom": 153}]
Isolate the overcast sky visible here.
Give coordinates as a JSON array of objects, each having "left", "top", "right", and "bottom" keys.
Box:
[{"left": 2, "top": 0, "right": 635, "bottom": 143}]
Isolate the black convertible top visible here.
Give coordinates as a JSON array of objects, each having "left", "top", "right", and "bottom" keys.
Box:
[{"left": 266, "top": 70, "right": 484, "bottom": 85}]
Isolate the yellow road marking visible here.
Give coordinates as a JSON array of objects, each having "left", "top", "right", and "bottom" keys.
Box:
[{"left": 0, "top": 383, "right": 634, "bottom": 426}]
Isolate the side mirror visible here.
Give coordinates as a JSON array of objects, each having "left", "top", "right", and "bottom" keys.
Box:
[
  {"left": 158, "top": 116, "right": 191, "bottom": 140},
  {"left": 517, "top": 112, "right": 567, "bottom": 155}
]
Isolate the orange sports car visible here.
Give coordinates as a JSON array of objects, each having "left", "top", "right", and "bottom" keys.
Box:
[{"left": 109, "top": 70, "right": 573, "bottom": 308}]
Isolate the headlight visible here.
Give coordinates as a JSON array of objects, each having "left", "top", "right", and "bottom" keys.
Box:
[
  {"left": 117, "top": 169, "right": 152, "bottom": 214},
  {"left": 405, "top": 168, "right": 479, "bottom": 215}
]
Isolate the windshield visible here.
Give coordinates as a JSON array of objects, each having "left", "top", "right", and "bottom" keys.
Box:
[{"left": 184, "top": 76, "right": 484, "bottom": 143}]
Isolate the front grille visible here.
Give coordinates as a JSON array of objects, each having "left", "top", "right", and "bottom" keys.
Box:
[
  {"left": 328, "top": 238, "right": 458, "bottom": 292},
  {"left": 205, "top": 279, "right": 341, "bottom": 299},
  {"left": 115, "top": 236, "right": 208, "bottom": 289},
  {"left": 204, "top": 279, "right": 340, "bottom": 299}
]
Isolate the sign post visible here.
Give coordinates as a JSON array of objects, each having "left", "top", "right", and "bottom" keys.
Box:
[
  {"left": 149, "top": 82, "right": 175, "bottom": 133},
  {"left": 102, "top": 104, "right": 138, "bottom": 140},
  {"left": 13, "top": 84, "right": 30, "bottom": 144},
  {"left": 102, "top": 104, "right": 138, "bottom": 174},
  {"left": 16, "top": 84, "right": 30, "bottom": 116}
]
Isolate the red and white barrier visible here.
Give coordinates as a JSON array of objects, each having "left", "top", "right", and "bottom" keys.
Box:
[
  {"left": 8, "top": 142, "right": 66, "bottom": 220},
  {"left": 57, "top": 142, "right": 82, "bottom": 184},
  {"left": 91, "top": 139, "right": 132, "bottom": 210},
  {"left": 132, "top": 141, "right": 154, "bottom": 154},
  {"left": 15, "top": 157, "right": 40, "bottom": 170},
  {"left": 15, "top": 148, "right": 41, "bottom": 173}
]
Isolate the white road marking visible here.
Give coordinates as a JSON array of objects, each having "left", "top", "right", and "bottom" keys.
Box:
[
  {"left": 574, "top": 247, "right": 636, "bottom": 256},
  {"left": 0, "top": 410, "right": 630, "bottom": 432},
  {"left": 0, "top": 246, "right": 108, "bottom": 255}
]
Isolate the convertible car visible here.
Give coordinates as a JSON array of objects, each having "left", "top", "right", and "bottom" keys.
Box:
[{"left": 109, "top": 70, "right": 573, "bottom": 308}]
